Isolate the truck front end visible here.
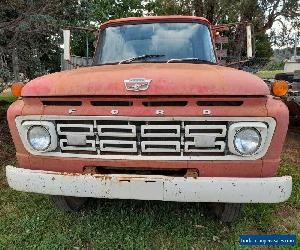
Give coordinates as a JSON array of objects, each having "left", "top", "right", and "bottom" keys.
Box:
[{"left": 6, "top": 16, "right": 292, "bottom": 222}]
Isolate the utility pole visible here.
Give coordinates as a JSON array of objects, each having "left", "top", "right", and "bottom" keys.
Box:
[{"left": 294, "top": 32, "right": 298, "bottom": 58}]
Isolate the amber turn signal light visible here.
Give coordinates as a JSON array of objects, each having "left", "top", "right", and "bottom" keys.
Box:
[
  {"left": 11, "top": 82, "right": 24, "bottom": 97},
  {"left": 272, "top": 80, "right": 288, "bottom": 97}
]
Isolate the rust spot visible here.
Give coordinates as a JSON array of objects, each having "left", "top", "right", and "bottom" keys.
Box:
[
  {"left": 184, "top": 169, "right": 199, "bottom": 178},
  {"left": 116, "top": 175, "right": 150, "bottom": 182},
  {"left": 94, "top": 175, "right": 112, "bottom": 181},
  {"left": 83, "top": 166, "right": 98, "bottom": 174},
  {"left": 119, "top": 180, "right": 130, "bottom": 182},
  {"left": 54, "top": 172, "right": 81, "bottom": 176}
]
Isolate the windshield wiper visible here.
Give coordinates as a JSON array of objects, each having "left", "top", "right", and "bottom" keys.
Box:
[
  {"left": 167, "top": 58, "right": 216, "bottom": 64},
  {"left": 119, "top": 54, "right": 165, "bottom": 64}
]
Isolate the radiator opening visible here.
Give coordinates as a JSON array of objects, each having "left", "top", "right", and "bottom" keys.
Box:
[
  {"left": 59, "top": 127, "right": 92, "bottom": 133},
  {"left": 102, "top": 143, "right": 135, "bottom": 149},
  {"left": 188, "top": 129, "right": 223, "bottom": 134},
  {"left": 145, "top": 144, "right": 178, "bottom": 149},
  {"left": 143, "top": 129, "right": 179, "bottom": 134},
  {"left": 187, "top": 145, "right": 222, "bottom": 150},
  {"left": 101, "top": 128, "right": 133, "bottom": 133}
]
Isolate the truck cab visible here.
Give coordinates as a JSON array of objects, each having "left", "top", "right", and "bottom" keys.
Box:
[{"left": 6, "top": 16, "right": 292, "bottom": 222}]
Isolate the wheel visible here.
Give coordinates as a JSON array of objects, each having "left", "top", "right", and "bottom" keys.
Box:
[
  {"left": 211, "top": 203, "right": 243, "bottom": 223},
  {"left": 275, "top": 73, "right": 294, "bottom": 82},
  {"left": 50, "top": 195, "right": 88, "bottom": 212}
]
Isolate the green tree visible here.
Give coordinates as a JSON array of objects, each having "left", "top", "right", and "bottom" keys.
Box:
[
  {"left": 0, "top": 0, "right": 299, "bottom": 82},
  {"left": 0, "top": 0, "right": 91, "bottom": 81}
]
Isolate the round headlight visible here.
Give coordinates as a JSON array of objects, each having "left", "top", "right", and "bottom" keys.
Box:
[
  {"left": 233, "top": 128, "right": 261, "bottom": 155},
  {"left": 27, "top": 126, "right": 51, "bottom": 151}
]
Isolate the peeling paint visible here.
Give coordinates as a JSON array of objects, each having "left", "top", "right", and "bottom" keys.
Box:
[{"left": 6, "top": 165, "right": 292, "bottom": 203}]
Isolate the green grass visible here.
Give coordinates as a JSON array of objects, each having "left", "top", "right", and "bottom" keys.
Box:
[
  {"left": 0, "top": 95, "right": 17, "bottom": 103},
  {"left": 0, "top": 105, "right": 299, "bottom": 249},
  {"left": 256, "top": 70, "right": 284, "bottom": 79},
  {"left": 0, "top": 164, "right": 299, "bottom": 249}
]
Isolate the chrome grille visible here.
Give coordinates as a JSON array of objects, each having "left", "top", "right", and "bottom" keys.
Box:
[
  {"left": 54, "top": 118, "right": 229, "bottom": 157},
  {"left": 15, "top": 116, "right": 276, "bottom": 161}
]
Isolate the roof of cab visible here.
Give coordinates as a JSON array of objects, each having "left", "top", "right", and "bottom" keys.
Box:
[{"left": 100, "top": 16, "right": 211, "bottom": 29}]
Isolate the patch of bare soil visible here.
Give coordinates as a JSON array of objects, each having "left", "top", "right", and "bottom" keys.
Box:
[{"left": 282, "top": 127, "right": 300, "bottom": 166}]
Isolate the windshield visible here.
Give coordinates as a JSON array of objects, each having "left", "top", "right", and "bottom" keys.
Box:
[{"left": 94, "top": 22, "right": 216, "bottom": 65}]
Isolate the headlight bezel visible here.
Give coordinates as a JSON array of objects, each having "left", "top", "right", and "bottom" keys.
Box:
[
  {"left": 19, "top": 121, "right": 57, "bottom": 153},
  {"left": 228, "top": 122, "right": 268, "bottom": 156}
]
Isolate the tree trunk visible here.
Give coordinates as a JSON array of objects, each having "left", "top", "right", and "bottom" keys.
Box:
[
  {"left": 12, "top": 48, "right": 20, "bottom": 81},
  {"left": 206, "top": 0, "right": 216, "bottom": 23},
  {"left": 231, "top": 0, "right": 257, "bottom": 60},
  {"left": 193, "top": 0, "right": 204, "bottom": 16}
]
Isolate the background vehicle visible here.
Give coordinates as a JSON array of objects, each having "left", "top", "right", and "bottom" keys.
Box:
[{"left": 272, "top": 32, "right": 300, "bottom": 122}]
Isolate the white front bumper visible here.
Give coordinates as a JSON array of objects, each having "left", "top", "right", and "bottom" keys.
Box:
[{"left": 6, "top": 165, "right": 292, "bottom": 203}]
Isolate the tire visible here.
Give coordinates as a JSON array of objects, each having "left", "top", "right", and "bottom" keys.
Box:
[
  {"left": 275, "top": 73, "right": 294, "bottom": 82},
  {"left": 212, "top": 203, "right": 243, "bottom": 223},
  {"left": 50, "top": 195, "right": 88, "bottom": 212}
]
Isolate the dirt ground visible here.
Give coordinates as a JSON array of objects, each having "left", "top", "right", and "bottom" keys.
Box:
[{"left": 282, "top": 127, "right": 300, "bottom": 166}]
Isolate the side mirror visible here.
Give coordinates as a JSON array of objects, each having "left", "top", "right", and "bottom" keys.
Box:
[{"left": 63, "top": 29, "right": 71, "bottom": 61}]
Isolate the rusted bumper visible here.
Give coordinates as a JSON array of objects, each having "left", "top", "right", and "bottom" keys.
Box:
[{"left": 6, "top": 165, "right": 292, "bottom": 203}]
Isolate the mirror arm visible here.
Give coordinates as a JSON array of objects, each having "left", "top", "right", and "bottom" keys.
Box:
[
  {"left": 63, "top": 29, "right": 71, "bottom": 61},
  {"left": 246, "top": 25, "right": 253, "bottom": 58}
]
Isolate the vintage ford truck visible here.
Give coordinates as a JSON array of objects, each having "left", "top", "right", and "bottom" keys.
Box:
[{"left": 6, "top": 16, "right": 292, "bottom": 222}]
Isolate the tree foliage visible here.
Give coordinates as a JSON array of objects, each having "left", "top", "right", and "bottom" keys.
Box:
[
  {"left": 0, "top": 0, "right": 90, "bottom": 81},
  {"left": 0, "top": 0, "right": 299, "bottom": 83}
]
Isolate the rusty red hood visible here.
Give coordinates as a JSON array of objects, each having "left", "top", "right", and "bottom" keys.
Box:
[{"left": 22, "top": 63, "right": 269, "bottom": 97}]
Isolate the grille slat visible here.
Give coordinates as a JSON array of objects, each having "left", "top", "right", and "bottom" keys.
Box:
[
  {"left": 100, "top": 140, "right": 137, "bottom": 152},
  {"left": 97, "top": 125, "right": 136, "bottom": 137},
  {"left": 141, "top": 141, "right": 181, "bottom": 153},
  {"left": 56, "top": 118, "right": 228, "bottom": 157},
  {"left": 60, "top": 139, "right": 96, "bottom": 151},
  {"left": 141, "top": 125, "right": 180, "bottom": 137}
]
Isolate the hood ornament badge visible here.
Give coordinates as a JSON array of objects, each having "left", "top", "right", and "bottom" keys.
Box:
[{"left": 124, "top": 78, "right": 152, "bottom": 91}]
